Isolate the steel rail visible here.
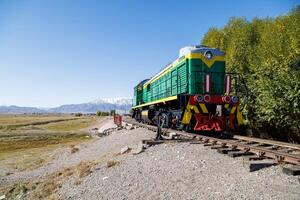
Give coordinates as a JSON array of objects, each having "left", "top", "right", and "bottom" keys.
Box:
[
  {"left": 233, "top": 135, "right": 300, "bottom": 151},
  {"left": 123, "top": 118, "right": 300, "bottom": 166}
]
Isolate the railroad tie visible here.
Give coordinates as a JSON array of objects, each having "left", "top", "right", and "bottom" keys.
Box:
[{"left": 244, "top": 159, "right": 277, "bottom": 172}]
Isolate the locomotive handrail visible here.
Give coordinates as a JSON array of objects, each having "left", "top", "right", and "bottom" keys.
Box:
[{"left": 187, "top": 71, "right": 241, "bottom": 96}]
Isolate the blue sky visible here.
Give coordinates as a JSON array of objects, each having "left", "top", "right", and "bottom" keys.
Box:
[{"left": 0, "top": 0, "right": 298, "bottom": 107}]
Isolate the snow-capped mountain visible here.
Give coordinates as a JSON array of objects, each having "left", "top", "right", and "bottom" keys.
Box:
[
  {"left": 49, "top": 98, "right": 132, "bottom": 114},
  {"left": 91, "top": 98, "right": 132, "bottom": 105},
  {"left": 0, "top": 98, "right": 133, "bottom": 114}
]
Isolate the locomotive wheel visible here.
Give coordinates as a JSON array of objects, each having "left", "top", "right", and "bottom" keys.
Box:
[
  {"left": 135, "top": 110, "right": 142, "bottom": 122},
  {"left": 158, "top": 112, "right": 170, "bottom": 128}
]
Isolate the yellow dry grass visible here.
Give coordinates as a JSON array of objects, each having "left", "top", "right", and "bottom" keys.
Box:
[
  {"left": 106, "top": 160, "right": 120, "bottom": 168},
  {"left": 2, "top": 159, "right": 99, "bottom": 199},
  {"left": 76, "top": 160, "right": 97, "bottom": 178},
  {"left": 0, "top": 114, "right": 77, "bottom": 130},
  {"left": 0, "top": 114, "right": 98, "bottom": 171},
  {"left": 1, "top": 152, "right": 120, "bottom": 199},
  {"left": 36, "top": 118, "right": 95, "bottom": 132},
  {"left": 70, "top": 146, "right": 80, "bottom": 154}
]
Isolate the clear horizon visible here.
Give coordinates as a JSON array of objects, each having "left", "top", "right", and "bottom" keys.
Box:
[{"left": 0, "top": 0, "right": 298, "bottom": 107}]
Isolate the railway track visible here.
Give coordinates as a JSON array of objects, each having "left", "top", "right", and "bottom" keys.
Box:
[{"left": 123, "top": 117, "right": 300, "bottom": 175}]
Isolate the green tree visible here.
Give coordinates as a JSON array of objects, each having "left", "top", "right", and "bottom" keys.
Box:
[
  {"left": 110, "top": 110, "right": 116, "bottom": 116},
  {"left": 75, "top": 113, "right": 83, "bottom": 117},
  {"left": 201, "top": 6, "right": 300, "bottom": 140}
]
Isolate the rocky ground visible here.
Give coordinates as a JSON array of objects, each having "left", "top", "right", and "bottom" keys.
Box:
[{"left": 1, "top": 119, "right": 300, "bottom": 200}]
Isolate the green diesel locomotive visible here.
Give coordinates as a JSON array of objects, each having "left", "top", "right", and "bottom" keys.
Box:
[{"left": 132, "top": 45, "right": 244, "bottom": 134}]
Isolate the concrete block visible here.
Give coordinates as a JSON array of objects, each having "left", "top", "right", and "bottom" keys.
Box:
[
  {"left": 247, "top": 159, "right": 277, "bottom": 172},
  {"left": 132, "top": 143, "right": 145, "bottom": 155},
  {"left": 169, "top": 132, "right": 178, "bottom": 139},
  {"left": 227, "top": 151, "right": 253, "bottom": 157},
  {"left": 243, "top": 155, "right": 266, "bottom": 161},
  {"left": 211, "top": 145, "right": 227, "bottom": 149},
  {"left": 120, "top": 146, "right": 131, "bottom": 154},
  {"left": 282, "top": 166, "right": 300, "bottom": 176},
  {"left": 217, "top": 148, "right": 238, "bottom": 154},
  {"left": 142, "top": 140, "right": 164, "bottom": 146},
  {"left": 189, "top": 142, "right": 202, "bottom": 144}
]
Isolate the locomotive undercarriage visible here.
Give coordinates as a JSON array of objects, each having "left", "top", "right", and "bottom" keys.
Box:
[
  {"left": 133, "top": 100, "right": 183, "bottom": 129},
  {"left": 132, "top": 94, "right": 244, "bottom": 136}
]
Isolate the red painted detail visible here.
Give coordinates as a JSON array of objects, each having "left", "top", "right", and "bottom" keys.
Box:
[
  {"left": 209, "top": 95, "right": 223, "bottom": 104},
  {"left": 191, "top": 95, "right": 224, "bottom": 104},
  {"left": 193, "top": 95, "right": 198, "bottom": 103},
  {"left": 190, "top": 95, "right": 239, "bottom": 105},
  {"left": 210, "top": 118, "right": 222, "bottom": 132},
  {"left": 193, "top": 113, "right": 236, "bottom": 132},
  {"left": 194, "top": 114, "right": 210, "bottom": 131},
  {"left": 114, "top": 115, "right": 122, "bottom": 127},
  {"left": 222, "top": 95, "right": 231, "bottom": 103},
  {"left": 204, "top": 94, "right": 211, "bottom": 103},
  {"left": 227, "top": 114, "right": 235, "bottom": 130},
  {"left": 189, "top": 95, "right": 197, "bottom": 105},
  {"left": 194, "top": 114, "right": 223, "bottom": 132}
]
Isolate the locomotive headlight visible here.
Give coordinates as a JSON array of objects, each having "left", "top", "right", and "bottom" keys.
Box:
[
  {"left": 232, "top": 96, "right": 239, "bottom": 103},
  {"left": 204, "top": 50, "right": 213, "bottom": 60},
  {"left": 222, "top": 95, "right": 231, "bottom": 103},
  {"left": 194, "top": 94, "right": 204, "bottom": 102},
  {"left": 204, "top": 94, "right": 211, "bottom": 103}
]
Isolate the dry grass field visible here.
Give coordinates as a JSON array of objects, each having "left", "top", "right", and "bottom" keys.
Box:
[{"left": 0, "top": 114, "right": 98, "bottom": 171}]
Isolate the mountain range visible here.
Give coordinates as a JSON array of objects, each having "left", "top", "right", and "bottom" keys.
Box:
[{"left": 0, "top": 98, "right": 132, "bottom": 114}]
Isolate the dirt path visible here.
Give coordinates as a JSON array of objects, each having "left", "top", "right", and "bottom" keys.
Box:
[
  {"left": 83, "top": 116, "right": 111, "bottom": 132},
  {"left": 83, "top": 116, "right": 113, "bottom": 137}
]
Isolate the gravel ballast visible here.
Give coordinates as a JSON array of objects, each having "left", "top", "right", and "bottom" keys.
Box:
[{"left": 57, "top": 128, "right": 300, "bottom": 200}]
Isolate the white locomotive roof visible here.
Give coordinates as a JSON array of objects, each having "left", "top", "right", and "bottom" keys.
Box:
[
  {"left": 144, "top": 46, "right": 224, "bottom": 86},
  {"left": 179, "top": 45, "right": 224, "bottom": 57}
]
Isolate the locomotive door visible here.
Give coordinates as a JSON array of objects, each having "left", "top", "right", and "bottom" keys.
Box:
[{"left": 171, "top": 69, "right": 177, "bottom": 95}]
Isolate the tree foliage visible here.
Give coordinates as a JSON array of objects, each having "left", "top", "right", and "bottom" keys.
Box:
[
  {"left": 96, "top": 110, "right": 110, "bottom": 116},
  {"left": 202, "top": 6, "right": 300, "bottom": 138},
  {"left": 74, "top": 113, "right": 83, "bottom": 117}
]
